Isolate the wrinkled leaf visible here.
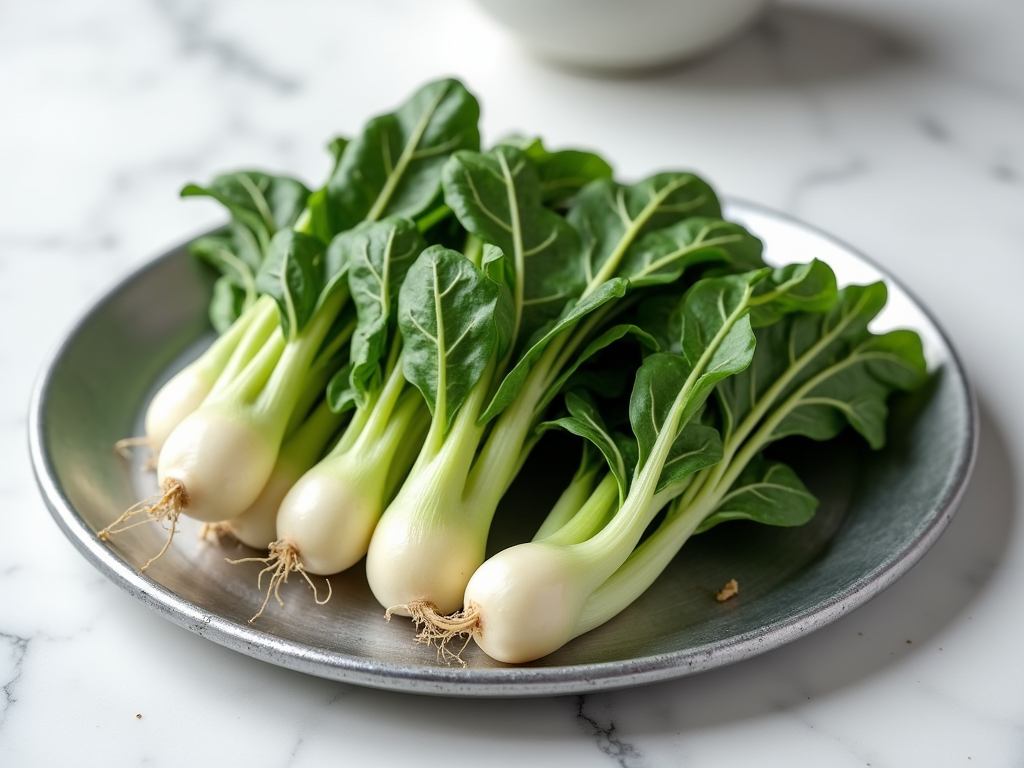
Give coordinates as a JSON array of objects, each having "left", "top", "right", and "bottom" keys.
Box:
[
  {"left": 568, "top": 172, "right": 721, "bottom": 288},
  {"left": 695, "top": 457, "right": 818, "bottom": 533},
  {"left": 443, "top": 146, "right": 584, "bottom": 353},
  {"left": 478, "top": 277, "right": 629, "bottom": 424},
  {"left": 399, "top": 246, "right": 500, "bottom": 431},
  {"left": 498, "top": 135, "right": 614, "bottom": 206},
  {"left": 325, "top": 79, "right": 480, "bottom": 235},
  {"left": 255, "top": 230, "right": 326, "bottom": 339},
  {"left": 620, "top": 218, "right": 765, "bottom": 287},
  {"left": 182, "top": 171, "right": 311, "bottom": 253},
  {"left": 629, "top": 354, "right": 725, "bottom": 491},
  {"left": 748, "top": 259, "right": 837, "bottom": 327},
  {"left": 333, "top": 217, "right": 425, "bottom": 402}
]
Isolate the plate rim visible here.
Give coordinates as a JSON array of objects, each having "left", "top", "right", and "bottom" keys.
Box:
[{"left": 28, "top": 199, "right": 978, "bottom": 697}]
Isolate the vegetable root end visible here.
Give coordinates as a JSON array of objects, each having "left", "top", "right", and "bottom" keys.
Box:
[
  {"left": 386, "top": 600, "right": 481, "bottom": 667},
  {"left": 229, "top": 540, "right": 332, "bottom": 623},
  {"left": 113, "top": 436, "right": 156, "bottom": 471},
  {"left": 98, "top": 478, "right": 189, "bottom": 572}
]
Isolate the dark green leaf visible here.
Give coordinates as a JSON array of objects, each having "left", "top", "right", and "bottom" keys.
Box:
[
  {"left": 398, "top": 246, "right": 500, "bottom": 431},
  {"left": 543, "top": 323, "right": 658, "bottom": 408},
  {"left": 326, "top": 363, "right": 359, "bottom": 414},
  {"left": 540, "top": 392, "right": 632, "bottom": 500},
  {"left": 695, "top": 457, "right": 817, "bottom": 533},
  {"left": 477, "top": 277, "right": 629, "bottom": 424},
  {"left": 442, "top": 146, "right": 584, "bottom": 352},
  {"left": 628, "top": 354, "right": 725, "bottom": 491},
  {"left": 498, "top": 135, "right": 614, "bottom": 206},
  {"left": 208, "top": 276, "right": 248, "bottom": 333},
  {"left": 325, "top": 79, "right": 480, "bottom": 235},
  {"left": 748, "top": 259, "right": 838, "bottom": 327},
  {"left": 620, "top": 218, "right": 765, "bottom": 286},
  {"left": 717, "top": 282, "right": 927, "bottom": 451},
  {"left": 182, "top": 171, "right": 311, "bottom": 253},
  {"left": 255, "top": 230, "right": 326, "bottom": 339},
  {"left": 332, "top": 217, "right": 425, "bottom": 403},
  {"left": 568, "top": 172, "right": 721, "bottom": 288}
]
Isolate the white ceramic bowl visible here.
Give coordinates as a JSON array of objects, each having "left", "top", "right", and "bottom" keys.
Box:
[{"left": 474, "top": 0, "right": 772, "bottom": 70}]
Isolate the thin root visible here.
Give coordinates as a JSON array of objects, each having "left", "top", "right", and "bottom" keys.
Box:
[
  {"left": 228, "top": 540, "right": 332, "bottom": 623},
  {"left": 114, "top": 436, "right": 156, "bottom": 470},
  {"left": 386, "top": 600, "right": 481, "bottom": 667},
  {"left": 97, "top": 478, "right": 189, "bottom": 572},
  {"left": 200, "top": 522, "right": 236, "bottom": 544}
]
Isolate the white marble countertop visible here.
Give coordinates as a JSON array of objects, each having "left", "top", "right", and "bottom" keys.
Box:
[{"left": 2, "top": 0, "right": 1022, "bottom": 765}]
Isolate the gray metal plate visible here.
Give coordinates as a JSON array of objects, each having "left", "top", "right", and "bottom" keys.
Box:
[{"left": 29, "top": 200, "right": 976, "bottom": 697}]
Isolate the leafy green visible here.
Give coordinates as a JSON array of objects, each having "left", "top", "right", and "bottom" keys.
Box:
[
  {"left": 568, "top": 173, "right": 721, "bottom": 288},
  {"left": 332, "top": 217, "right": 425, "bottom": 404},
  {"left": 442, "top": 145, "right": 584, "bottom": 354},
  {"left": 398, "top": 245, "right": 501, "bottom": 431},
  {"left": 255, "top": 230, "right": 328, "bottom": 340},
  {"left": 498, "top": 136, "right": 614, "bottom": 206},
  {"left": 620, "top": 218, "right": 765, "bottom": 286},
  {"left": 324, "top": 79, "right": 480, "bottom": 235},
  {"left": 695, "top": 457, "right": 817, "bottom": 533},
  {"left": 540, "top": 392, "right": 635, "bottom": 500},
  {"left": 182, "top": 171, "right": 311, "bottom": 254}
]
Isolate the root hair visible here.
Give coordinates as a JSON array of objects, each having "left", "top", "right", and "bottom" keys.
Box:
[
  {"left": 386, "top": 600, "right": 482, "bottom": 667},
  {"left": 228, "top": 540, "right": 332, "bottom": 623},
  {"left": 98, "top": 478, "right": 189, "bottom": 572}
]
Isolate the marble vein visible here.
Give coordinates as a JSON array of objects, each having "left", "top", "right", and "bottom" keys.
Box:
[
  {"left": 0, "top": 631, "right": 30, "bottom": 733},
  {"left": 576, "top": 696, "right": 645, "bottom": 768},
  {"left": 150, "top": 0, "right": 300, "bottom": 93}
]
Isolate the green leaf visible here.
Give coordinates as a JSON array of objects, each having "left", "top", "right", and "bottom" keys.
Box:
[
  {"left": 717, "top": 282, "right": 927, "bottom": 451},
  {"left": 326, "top": 136, "right": 349, "bottom": 173},
  {"left": 540, "top": 392, "right": 633, "bottom": 501},
  {"left": 543, "top": 323, "right": 658, "bottom": 408},
  {"left": 477, "top": 277, "right": 629, "bottom": 424},
  {"left": 326, "top": 363, "right": 359, "bottom": 414},
  {"left": 498, "top": 135, "right": 614, "bottom": 206},
  {"left": 568, "top": 172, "right": 721, "bottom": 288},
  {"left": 442, "top": 146, "right": 584, "bottom": 353},
  {"left": 182, "top": 171, "right": 311, "bottom": 253},
  {"left": 331, "top": 217, "right": 425, "bottom": 403},
  {"left": 748, "top": 259, "right": 838, "bottom": 327},
  {"left": 208, "top": 276, "right": 248, "bottom": 333},
  {"left": 634, "top": 293, "right": 684, "bottom": 356},
  {"left": 255, "top": 230, "right": 326, "bottom": 339},
  {"left": 398, "top": 246, "right": 500, "bottom": 431},
  {"left": 678, "top": 272, "right": 765, "bottom": 416},
  {"left": 325, "top": 79, "right": 481, "bottom": 235},
  {"left": 628, "top": 354, "right": 725, "bottom": 491},
  {"left": 620, "top": 218, "right": 765, "bottom": 287},
  {"left": 481, "top": 244, "right": 516, "bottom": 361},
  {"left": 695, "top": 457, "right": 818, "bottom": 533}
]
